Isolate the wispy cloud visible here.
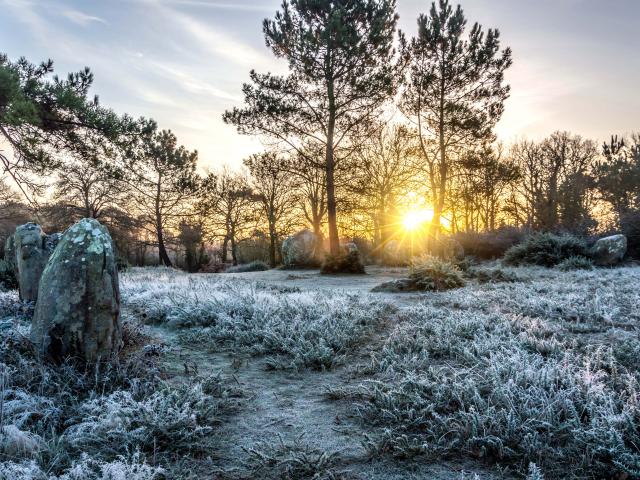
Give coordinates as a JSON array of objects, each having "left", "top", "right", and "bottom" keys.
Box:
[
  {"left": 166, "top": 8, "right": 273, "bottom": 69},
  {"left": 63, "top": 9, "right": 108, "bottom": 26},
  {"left": 129, "top": 0, "right": 273, "bottom": 12}
]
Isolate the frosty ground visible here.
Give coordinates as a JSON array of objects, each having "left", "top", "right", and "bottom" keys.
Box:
[{"left": 2, "top": 264, "right": 640, "bottom": 479}]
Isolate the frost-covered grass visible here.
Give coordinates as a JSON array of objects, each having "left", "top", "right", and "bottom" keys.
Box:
[
  {"left": 3, "top": 265, "right": 640, "bottom": 479},
  {"left": 0, "top": 311, "right": 241, "bottom": 479},
  {"left": 243, "top": 436, "right": 348, "bottom": 480},
  {"left": 121, "top": 268, "right": 394, "bottom": 370},
  {"left": 330, "top": 266, "right": 640, "bottom": 478}
]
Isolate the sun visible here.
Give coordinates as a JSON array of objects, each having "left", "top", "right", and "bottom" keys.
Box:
[{"left": 402, "top": 208, "right": 434, "bottom": 231}]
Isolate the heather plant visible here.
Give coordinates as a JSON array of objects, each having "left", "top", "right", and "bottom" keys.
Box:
[
  {"left": 409, "top": 256, "right": 465, "bottom": 291},
  {"left": 503, "top": 232, "right": 589, "bottom": 267},
  {"left": 176, "top": 291, "right": 393, "bottom": 370},
  {"left": 465, "top": 266, "right": 521, "bottom": 284},
  {"left": 555, "top": 255, "right": 594, "bottom": 271},
  {"left": 63, "top": 375, "right": 242, "bottom": 459},
  {"left": 0, "top": 452, "right": 165, "bottom": 480},
  {"left": 372, "top": 256, "right": 466, "bottom": 293},
  {"left": 226, "top": 260, "right": 270, "bottom": 273}
]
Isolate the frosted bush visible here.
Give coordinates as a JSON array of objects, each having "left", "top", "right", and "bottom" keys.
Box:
[
  {"left": 0, "top": 453, "right": 164, "bottom": 480},
  {"left": 244, "top": 436, "right": 345, "bottom": 480},
  {"left": 0, "top": 460, "right": 48, "bottom": 480}
]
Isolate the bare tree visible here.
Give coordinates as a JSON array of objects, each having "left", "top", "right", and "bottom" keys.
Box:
[
  {"left": 244, "top": 152, "right": 299, "bottom": 267},
  {"left": 201, "top": 169, "right": 256, "bottom": 266}
]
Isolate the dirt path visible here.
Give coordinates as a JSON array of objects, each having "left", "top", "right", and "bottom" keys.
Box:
[{"left": 152, "top": 302, "right": 510, "bottom": 479}]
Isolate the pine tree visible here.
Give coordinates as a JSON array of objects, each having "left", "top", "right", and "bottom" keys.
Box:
[
  {"left": 123, "top": 123, "right": 200, "bottom": 267},
  {"left": 401, "top": 0, "right": 512, "bottom": 238},
  {"left": 224, "top": 0, "right": 400, "bottom": 256},
  {"left": 0, "top": 53, "right": 126, "bottom": 204}
]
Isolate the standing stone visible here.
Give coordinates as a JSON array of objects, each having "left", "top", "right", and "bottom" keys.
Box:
[
  {"left": 4, "top": 234, "right": 17, "bottom": 275},
  {"left": 591, "top": 234, "right": 627, "bottom": 266},
  {"left": 282, "top": 230, "right": 319, "bottom": 267},
  {"left": 31, "top": 219, "right": 121, "bottom": 363},
  {"left": 13, "top": 223, "right": 53, "bottom": 302}
]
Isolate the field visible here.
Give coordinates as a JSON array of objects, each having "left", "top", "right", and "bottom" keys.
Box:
[{"left": 1, "top": 264, "right": 640, "bottom": 479}]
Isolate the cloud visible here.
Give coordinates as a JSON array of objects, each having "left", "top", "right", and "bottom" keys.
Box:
[
  {"left": 167, "top": 9, "right": 273, "bottom": 69},
  {"left": 128, "top": 0, "right": 274, "bottom": 12},
  {"left": 63, "top": 9, "right": 108, "bottom": 26},
  {"left": 150, "top": 61, "right": 241, "bottom": 101}
]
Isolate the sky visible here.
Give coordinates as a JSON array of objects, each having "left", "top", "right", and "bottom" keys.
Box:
[{"left": 1, "top": 0, "right": 639, "bottom": 170}]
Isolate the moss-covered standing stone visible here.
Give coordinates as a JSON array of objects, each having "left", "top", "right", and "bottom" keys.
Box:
[
  {"left": 13, "top": 223, "right": 52, "bottom": 302},
  {"left": 282, "top": 229, "right": 319, "bottom": 266},
  {"left": 31, "top": 218, "right": 121, "bottom": 363}
]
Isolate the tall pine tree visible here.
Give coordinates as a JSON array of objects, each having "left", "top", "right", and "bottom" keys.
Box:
[
  {"left": 224, "top": 0, "right": 400, "bottom": 255},
  {"left": 401, "top": 0, "right": 512, "bottom": 238}
]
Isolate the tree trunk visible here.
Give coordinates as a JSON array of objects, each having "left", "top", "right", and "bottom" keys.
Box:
[
  {"left": 268, "top": 219, "right": 277, "bottom": 268},
  {"left": 430, "top": 73, "right": 447, "bottom": 249},
  {"left": 325, "top": 90, "right": 339, "bottom": 256},
  {"left": 222, "top": 236, "right": 229, "bottom": 263},
  {"left": 155, "top": 184, "right": 172, "bottom": 267},
  {"left": 230, "top": 233, "right": 238, "bottom": 266}
]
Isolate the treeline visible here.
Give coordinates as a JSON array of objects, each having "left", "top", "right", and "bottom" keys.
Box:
[{"left": 1, "top": 1, "right": 639, "bottom": 271}]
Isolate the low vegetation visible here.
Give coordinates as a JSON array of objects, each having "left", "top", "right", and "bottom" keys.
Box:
[
  {"left": 0, "top": 300, "right": 242, "bottom": 479},
  {"left": 226, "top": 260, "right": 271, "bottom": 273},
  {"left": 3, "top": 264, "right": 640, "bottom": 479},
  {"left": 503, "top": 232, "right": 590, "bottom": 267},
  {"left": 333, "top": 266, "right": 640, "bottom": 478},
  {"left": 373, "top": 256, "right": 465, "bottom": 292},
  {"left": 320, "top": 251, "right": 366, "bottom": 275},
  {"left": 555, "top": 255, "right": 594, "bottom": 271}
]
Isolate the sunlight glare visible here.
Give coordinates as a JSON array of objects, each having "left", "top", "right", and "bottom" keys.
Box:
[{"left": 402, "top": 208, "right": 434, "bottom": 231}]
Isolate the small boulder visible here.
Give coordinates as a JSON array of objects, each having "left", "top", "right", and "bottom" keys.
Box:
[
  {"left": 13, "top": 223, "right": 55, "bottom": 302},
  {"left": 591, "top": 234, "right": 627, "bottom": 266},
  {"left": 282, "top": 230, "right": 319, "bottom": 267},
  {"left": 31, "top": 219, "right": 121, "bottom": 363}
]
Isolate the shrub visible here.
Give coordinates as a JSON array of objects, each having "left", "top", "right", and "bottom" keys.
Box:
[
  {"left": 0, "top": 259, "right": 18, "bottom": 290},
  {"left": 320, "top": 251, "right": 365, "bottom": 275},
  {"left": 372, "top": 256, "right": 465, "bottom": 293},
  {"left": 454, "top": 227, "right": 527, "bottom": 260},
  {"left": 620, "top": 210, "right": 640, "bottom": 259},
  {"left": 409, "top": 256, "right": 465, "bottom": 291},
  {"left": 64, "top": 375, "right": 242, "bottom": 459},
  {"left": 555, "top": 256, "right": 594, "bottom": 271},
  {"left": 503, "top": 232, "right": 589, "bottom": 267},
  {"left": 226, "top": 260, "right": 270, "bottom": 273}
]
